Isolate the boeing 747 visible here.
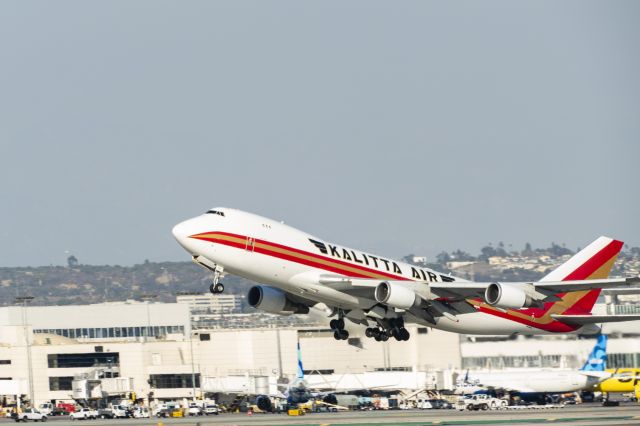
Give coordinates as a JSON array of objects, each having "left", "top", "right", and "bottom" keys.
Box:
[{"left": 172, "top": 208, "right": 640, "bottom": 342}]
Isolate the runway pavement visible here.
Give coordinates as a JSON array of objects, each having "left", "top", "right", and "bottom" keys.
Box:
[{"left": 3, "top": 403, "right": 639, "bottom": 426}]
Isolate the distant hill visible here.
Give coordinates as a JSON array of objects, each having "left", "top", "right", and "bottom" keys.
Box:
[{"left": 0, "top": 261, "right": 254, "bottom": 306}]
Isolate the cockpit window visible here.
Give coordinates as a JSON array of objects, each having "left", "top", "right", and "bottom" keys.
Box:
[{"left": 205, "top": 210, "right": 225, "bottom": 217}]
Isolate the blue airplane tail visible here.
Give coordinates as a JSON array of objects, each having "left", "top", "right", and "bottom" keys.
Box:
[
  {"left": 296, "top": 341, "right": 304, "bottom": 380},
  {"left": 580, "top": 334, "right": 607, "bottom": 372}
]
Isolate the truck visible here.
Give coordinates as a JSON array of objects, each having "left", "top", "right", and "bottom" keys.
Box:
[
  {"left": 37, "top": 404, "right": 53, "bottom": 416},
  {"left": 97, "top": 405, "right": 129, "bottom": 419},
  {"left": 11, "top": 408, "right": 47, "bottom": 422},
  {"left": 203, "top": 403, "right": 219, "bottom": 416},
  {"left": 132, "top": 407, "right": 150, "bottom": 418},
  {"left": 69, "top": 407, "right": 98, "bottom": 420},
  {"left": 457, "top": 394, "right": 507, "bottom": 411}
]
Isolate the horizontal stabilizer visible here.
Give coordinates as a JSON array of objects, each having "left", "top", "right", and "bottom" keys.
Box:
[
  {"left": 551, "top": 314, "right": 640, "bottom": 325},
  {"left": 578, "top": 371, "right": 612, "bottom": 379}
]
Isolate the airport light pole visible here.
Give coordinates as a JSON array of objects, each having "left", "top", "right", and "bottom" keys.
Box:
[
  {"left": 139, "top": 294, "right": 156, "bottom": 408},
  {"left": 15, "top": 296, "right": 35, "bottom": 407},
  {"left": 140, "top": 294, "right": 157, "bottom": 342},
  {"left": 189, "top": 330, "right": 196, "bottom": 401},
  {"left": 176, "top": 291, "right": 199, "bottom": 401}
]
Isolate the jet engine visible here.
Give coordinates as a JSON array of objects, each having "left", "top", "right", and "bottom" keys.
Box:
[
  {"left": 374, "top": 281, "right": 422, "bottom": 309},
  {"left": 484, "top": 283, "right": 533, "bottom": 310},
  {"left": 247, "top": 285, "right": 310, "bottom": 315}
]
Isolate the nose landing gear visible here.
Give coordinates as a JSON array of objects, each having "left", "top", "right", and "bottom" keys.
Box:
[
  {"left": 210, "top": 282, "right": 224, "bottom": 294},
  {"left": 208, "top": 266, "right": 225, "bottom": 294}
]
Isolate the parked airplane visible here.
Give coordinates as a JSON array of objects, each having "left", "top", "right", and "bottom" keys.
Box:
[
  {"left": 172, "top": 208, "right": 640, "bottom": 341},
  {"left": 595, "top": 368, "right": 640, "bottom": 400},
  {"left": 458, "top": 335, "right": 610, "bottom": 396},
  {"left": 254, "top": 341, "right": 338, "bottom": 412}
]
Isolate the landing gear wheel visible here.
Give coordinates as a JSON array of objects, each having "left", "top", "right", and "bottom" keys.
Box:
[
  {"left": 339, "top": 330, "right": 349, "bottom": 340},
  {"left": 336, "top": 318, "right": 345, "bottom": 330},
  {"left": 399, "top": 328, "right": 410, "bottom": 341},
  {"left": 380, "top": 333, "right": 389, "bottom": 342},
  {"left": 329, "top": 319, "right": 338, "bottom": 329},
  {"left": 210, "top": 283, "right": 224, "bottom": 294},
  {"left": 333, "top": 331, "right": 341, "bottom": 340},
  {"left": 365, "top": 328, "right": 374, "bottom": 338}
]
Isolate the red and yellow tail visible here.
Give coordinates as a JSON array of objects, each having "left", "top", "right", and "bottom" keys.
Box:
[
  {"left": 475, "top": 236, "right": 624, "bottom": 332},
  {"left": 540, "top": 236, "right": 624, "bottom": 315}
]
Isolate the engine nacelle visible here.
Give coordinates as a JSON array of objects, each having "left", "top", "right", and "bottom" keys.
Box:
[
  {"left": 374, "top": 282, "right": 421, "bottom": 310},
  {"left": 484, "top": 282, "right": 533, "bottom": 310},
  {"left": 247, "top": 285, "right": 309, "bottom": 315}
]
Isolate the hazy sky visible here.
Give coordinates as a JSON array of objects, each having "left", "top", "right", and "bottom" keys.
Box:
[{"left": 1, "top": 1, "right": 638, "bottom": 267}]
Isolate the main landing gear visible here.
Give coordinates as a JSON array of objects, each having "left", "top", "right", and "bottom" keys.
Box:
[
  {"left": 365, "top": 318, "right": 410, "bottom": 342},
  {"left": 330, "top": 313, "right": 349, "bottom": 340}
]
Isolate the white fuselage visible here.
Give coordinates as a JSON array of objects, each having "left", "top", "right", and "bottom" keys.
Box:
[
  {"left": 461, "top": 370, "right": 606, "bottom": 394},
  {"left": 172, "top": 208, "right": 583, "bottom": 335}
]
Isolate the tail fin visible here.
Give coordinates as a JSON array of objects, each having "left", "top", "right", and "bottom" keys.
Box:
[
  {"left": 541, "top": 236, "right": 623, "bottom": 314},
  {"left": 296, "top": 341, "right": 304, "bottom": 380},
  {"left": 580, "top": 334, "right": 608, "bottom": 372}
]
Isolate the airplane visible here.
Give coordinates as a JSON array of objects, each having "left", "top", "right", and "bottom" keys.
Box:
[
  {"left": 172, "top": 208, "right": 640, "bottom": 341},
  {"left": 458, "top": 334, "right": 610, "bottom": 398},
  {"left": 595, "top": 368, "right": 640, "bottom": 401},
  {"left": 254, "top": 341, "right": 339, "bottom": 412}
]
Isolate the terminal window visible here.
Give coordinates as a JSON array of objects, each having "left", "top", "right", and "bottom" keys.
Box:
[
  {"left": 49, "top": 376, "right": 73, "bottom": 391},
  {"left": 47, "top": 352, "right": 120, "bottom": 368},
  {"left": 34, "top": 326, "right": 185, "bottom": 339},
  {"left": 149, "top": 374, "right": 200, "bottom": 389},
  {"left": 0, "top": 360, "right": 10, "bottom": 365}
]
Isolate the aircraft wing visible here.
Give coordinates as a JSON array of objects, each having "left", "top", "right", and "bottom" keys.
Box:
[
  {"left": 322, "top": 275, "right": 640, "bottom": 302},
  {"left": 551, "top": 314, "right": 640, "bottom": 325},
  {"left": 432, "top": 277, "right": 640, "bottom": 300},
  {"left": 532, "top": 277, "right": 640, "bottom": 293}
]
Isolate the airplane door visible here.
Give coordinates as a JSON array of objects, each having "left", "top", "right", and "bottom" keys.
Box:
[{"left": 245, "top": 236, "right": 256, "bottom": 252}]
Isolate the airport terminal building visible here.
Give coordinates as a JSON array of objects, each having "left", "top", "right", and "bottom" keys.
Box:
[
  {"left": 0, "top": 295, "right": 639, "bottom": 407},
  {"left": 0, "top": 299, "right": 460, "bottom": 406}
]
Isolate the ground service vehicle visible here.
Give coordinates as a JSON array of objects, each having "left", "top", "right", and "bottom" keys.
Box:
[
  {"left": 203, "top": 404, "right": 219, "bottom": 415},
  {"left": 187, "top": 403, "right": 203, "bottom": 416},
  {"left": 457, "top": 394, "right": 507, "bottom": 411},
  {"left": 96, "top": 409, "right": 114, "bottom": 419},
  {"left": 69, "top": 408, "right": 97, "bottom": 420},
  {"left": 132, "top": 407, "right": 150, "bottom": 418},
  {"left": 416, "top": 399, "right": 433, "bottom": 409},
  {"left": 37, "top": 404, "right": 52, "bottom": 416},
  {"left": 12, "top": 408, "right": 47, "bottom": 422},
  {"left": 49, "top": 408, "right": 69, "bottom": 416}
]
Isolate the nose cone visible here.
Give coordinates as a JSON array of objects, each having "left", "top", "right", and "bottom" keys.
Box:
[
  {"left": 172, "top": 219, "right": 200, "bottom": 253},
  {"left": 172, "top": 220, "right": 189, "bottom": 242}
]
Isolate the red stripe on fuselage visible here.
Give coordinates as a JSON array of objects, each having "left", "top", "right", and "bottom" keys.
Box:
[
  {"left": 190, "top": 231, "right": 407, "bottom": 280},
  {"left": 474, "top": 306, "right": 580, "bottom": 332}
]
